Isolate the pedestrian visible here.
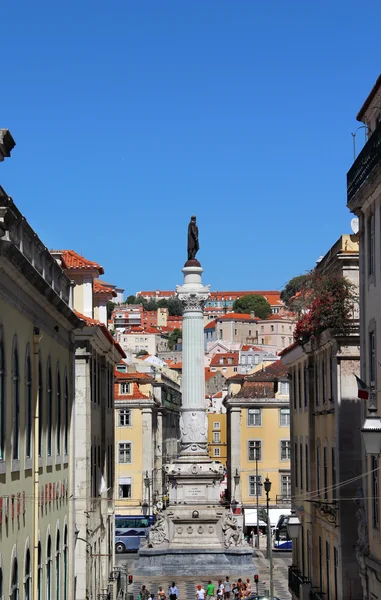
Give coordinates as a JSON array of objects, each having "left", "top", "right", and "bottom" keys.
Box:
[
  {"left": 217, "top": 580, "right": 224, "bottom": 599},
  {"left": 158, "top": 587, "right": 166, "bottom": 600},
  {"left": 223, "top": 577, "right": 231, "bottom": 600},
  {"left": 139, "top": 586, "right": 150, "bottom": 600},
  {"left": 196, "top": 585, "right": 205, "bottom": 600},
  {"left": 244, "top": 580, "right": 251, "bottom": 597},
  {"left": 169, "top": 582, "right": 178, "bottom": 600},
  {"left": 206, "top": 581, "right": 215, "bottom": 600}
]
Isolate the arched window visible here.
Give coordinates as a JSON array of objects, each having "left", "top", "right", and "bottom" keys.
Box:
[
  {"left": 25, "top": 349, "right": 32, "bottom": 458},
  {"left": 12, "top": 339, "right": 20, "bottom": 460},
  {"left": 47, "top": 360, "right": 52, "bottom": 457},
  {"left": 0, "top": 330, "right": 5, "bottom": 460},
  {"left": 0, "top": 566, "right": 3, "bottom": 600},
  {"left": 56, "top": 531, "right": 60, "bottom": 600},
  {"left": 56, "top": 368, "right": 61, "bottom": 456},
  {"left": 46, "top": 536, "right": 52, "bottom": 600},
  {"left": 37, "top": 543, "right": 42, "bottom": 600},
  {"left": 64, "top": 373, "right": 69, "bottom": 456},
  {"left": 63, "top": 526, "right": 68, "bottom": 600},
  {"left": 38, "top": 360, "right": 43, "bottom": 457},
  {"left": 10, "top": 557, "right": 18, "bottom": 600},
  {"left": 24, "top": 549, "right": 31, "bottom": 600}
]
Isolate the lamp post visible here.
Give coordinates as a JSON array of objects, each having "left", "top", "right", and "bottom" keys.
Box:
[
  {"left": 144, "top": 470, "right": 151, "bottom": 515},
  {"left": 231, "top": 469, "right": 240, "bottom": 513},
  {"left": 361, "top": 390, "right": 381, "bottom": 455},
  {"left": 263, "top": 477, "right": 273, "bottom": 600},
  {"left": 351, "top": 125, "right": 370, "bottom": 161}
]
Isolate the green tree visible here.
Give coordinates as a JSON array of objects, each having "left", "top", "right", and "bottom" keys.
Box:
[
  {"left": 280, "top": 274, "right": 309, "bottom": 307},
  {"left": 126, "top": 294, "right": 137, "bottom": 305},
  {"left": 166, "top": 298, "right": 183, "bottom": 316},
  {"left": 136, "top": 349, "right": 149, "bottom": 357},
  {"left": 167, "top": 328, "right": 182, "bottom": 350},
  {"left": 107, "top": 301, "right": 117, "bottom": 320},
  {"left": 233, "top": 294, "right": 272, "bottom": 319}
]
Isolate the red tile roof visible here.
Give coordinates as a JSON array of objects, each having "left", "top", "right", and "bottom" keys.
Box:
[
  {"left": 245, "top": 360, "right": 288, "bottom": 381},
  {"left": 114, "top": 381, "right": 150, "bottom": 400},
  {"left": 217, "top": 313, "right": 256, "bottom": 322},
  {"left": 264, "top": 314, "right": 296, "bottom": 321},
  {"left": 205, "top": 368, "right": 217, "bottom": 380},
  {"left": 241, "top": 345, "right": 264, "bottom": 352},
  {"left": 166, "top": 362, "right": 183, "bottom": 370},
  {"left": 204, "top": 319, "right": 217, "bottom": 330},
  {"left": 52, "top": 250, "right": 104, "bottom": 274},
  {"left": 210, "top": 352, "right": 239, "bottom": 367},
  {"left": 114, "top": 369, "right": 153, "bottom": 381},
  {"left": 94, "top": 280, "right": 117, "bottom": 297},
  {"left": 74, "top": 311, "right": 126, "bottom": 358},
  {"left": 278, "top": 341, "right": 299, "bottom": 357}
]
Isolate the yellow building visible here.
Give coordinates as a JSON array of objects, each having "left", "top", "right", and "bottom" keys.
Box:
[
  {"left": 281, "top": 235, "right": 362, "bottom": 600},
  {"left": 207, "top": 411, "right": 227, "bottom": 467},
  {"left": 114, "top": 365, "right": 181, "bottom": 516},
  {"left": 224, "top": 361, "right": 291, "bottom": 533}
]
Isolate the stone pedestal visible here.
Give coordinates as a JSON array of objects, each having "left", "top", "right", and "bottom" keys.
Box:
[{"left": 134, "top": 259, "right": 253, "bottom": 576}]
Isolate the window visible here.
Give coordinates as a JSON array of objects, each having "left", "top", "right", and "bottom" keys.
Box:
[
  {"left": 24, "top": 549, "right": 31, "bottom": 600},
  {"left": 307, "top": 531, "right": 312, "bottom": 583},
  {"left": 47, "top": 360, "right": 53, "bottom": 457},
  {"left": 261, "top": 326, "right": 264, "bottom": 332},
  {"left": 271, "top": 325, "right": 274, "bottom": 332},
  {"left": 213, "top": 422, "right": 220, "bottom": 430},
  {"left": 64, "top": 374, "right": 69, "bottom": 456},
  {"left": 280, "top": 408, "right": 290, "bottom": 427},
  {"left": 248, "top": 408, "right": 261, "bottom": 426},
  {"left": 12, "top": 340, "right": 20, "bottom": 460},
  {"left": 254, "top": 355, "right": 259, "bottom": 365},
  {"left": 300, "top": 442, "right": 303, "bottom": 489},
  {"left": 305, "top": 444, "right": 309, "bottom": 492},
  {"left": 294, "top": 443, "right": 298, "bottom": 488},
  {"left": 47, "top": 536, "right": 52, "bottom": 600},
  {"left": 334, "top": 547, "right": 338, "bottom": 600},
  {"left": 315, "top": 360, "right": 319, "bottom": 406},
  {"left": 234, "top": 329, "right": 237, "bottom": 336},
  {"left": 248, "top": 440, "right": 261, "bottom": 461},
  {"left": 38, "top": 542, "right": 42, "bottom": 600},
  {"left": 121, "top": 383, "right": 130, "bottom": 394},
  {"left": 118, "top": 442, "right": 132, "bottom": 464},
  {"left": 326, "top": 542, "right": 331, "bottom": 600},
  {"left": 213, "top": 432, "right": 221, "bottom": 443},
  {"left": 372, "top": 455, "right": 379, "bottom": 528},
  {"left": 0, "top": 334, "right": 4, "bottom": 460},
  {"left": 11, "top": 558, "right": 18, "bottom": 600},
  {"left": 118, "top": 410, "right": 131, "bottom": 426},
  {"left": 368, "top": 214, "right": 375, "bottom": 275},
  {"left": 319, "top": 537, "right": 323, "bottom": 593},
  {"left": 63, "top": 528, "right": 68, "bottom": 600},
  {"left": 281, "top": 337, "right": 285, "bottom": 348},
  {"left": 23, "top": 350, "right": 32, "bottom": 460},
  {"left": 248, "top": 475, "right": 262, "bottom": 497},
  {"left": 279, "top": 381, "right": 289, "bottom": 396},
  {"left": 298, "top": 366, "right": 302, "bottom": 408},
  {"left": 322, "top": 355, "right": 326, "bottom": 405},
  {"left": 56, "top": 532, "right": 60, "bottom": 600},
  {"left": 119, "top": 481, "right": 132, "bottom": 498},
  {"left": 304, "top": 366, "right": 308, "bottom": 408},
  {"left": 324, "top": 446, "right": 328, "bottom": 500},
  {"left": 213, "top": 448, "right": 220, "bottom": 457},
  {"left": 261, "top": 338, "right": 264, "bottom": 344},
  {"left": 332, "top": 448, "right": 336, "bottom": 500},
  {"left": 316, "top": 445, "right": 321, "bottom": 496},
  {"left": 280, "top": 440, "right": 291, "bottom": 460},
  {"left": 370, "top": 331, "right": 376, "bottom": 386},
  {"left": 219, "top": 330, "right": 223, "bottom": 339},
  {"left": 281, "top": 474, "right": 291, "bottom": 498},
  {"left": 56, "top": 369, "right": 61, "bottom": 455}
]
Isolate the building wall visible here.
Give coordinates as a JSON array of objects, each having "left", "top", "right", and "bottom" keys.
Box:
[
  {"left": 115, "top": 406, "right": 144, "bottom": 513},
  {"left": 256, "top": 319, "right": 295, "bottom": 350},
  {"left": 216, "top": 320, "right": 257, "bottom": 345},
  {"left": 207, "top": 413, "right": 227, "bottom": 466}
]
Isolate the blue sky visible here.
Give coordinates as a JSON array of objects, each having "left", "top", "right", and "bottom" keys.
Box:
[{"left": 0, "top": 1, "right": 379, "bottom": 296}]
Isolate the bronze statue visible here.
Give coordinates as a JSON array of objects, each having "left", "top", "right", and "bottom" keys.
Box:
[{"left": 187, "top": 215, "right": 199, "bottom": 260}]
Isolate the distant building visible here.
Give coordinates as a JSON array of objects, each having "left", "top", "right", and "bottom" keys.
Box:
[
  {"left": 115, "top": 326, "right": 168, "bottom": 356},
  {"left": 205, "top": 368, "right": 226, "bottom": 397},
  {"left": 256, "top": 314, "right": 296, "bottom": 351},
  {"left": 239, "top": 345, "right": 278, "bottom": 374},
  {"left": 205, "top": 313, "right": 258, "bottom": 346},
  {"left": 207, "top": 413, "right": 227, "bottom": 467},
  {"left": 210, "top": 352, "right": 239, "bottom": 378}
]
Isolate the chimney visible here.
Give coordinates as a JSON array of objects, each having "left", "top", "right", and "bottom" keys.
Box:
[{"left": 250, "top": 311, "right": 255, "bottom": 319}]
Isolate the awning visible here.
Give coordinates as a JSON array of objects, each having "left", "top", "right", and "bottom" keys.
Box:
[
  {"left": 118, "top": 477, "right": 132, "bottom": 485},
  {"left": 244, "top": 508, "right": 291, "bottom": 527}
]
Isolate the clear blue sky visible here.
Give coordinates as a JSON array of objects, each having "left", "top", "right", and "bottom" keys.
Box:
[{"left": 0, "top": 1, "right": 379, "bottom": 296}]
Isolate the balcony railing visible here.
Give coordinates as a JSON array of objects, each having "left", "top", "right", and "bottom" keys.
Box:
[
  {"left": 288, "top": 566, "right": 306, "bottom": 598},
  {"left": 276, "top": 494, "right": 291, "bottom": 504},
  {"left": 347, "top": 119, "right": 381, "bottom": 203},
  {"left": 309, "top": 590, "right": 324, "bottom": 600}
]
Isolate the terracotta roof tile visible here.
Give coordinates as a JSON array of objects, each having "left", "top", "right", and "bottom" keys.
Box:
[
  {"left": 245, "top": 360, "right": 288, "bottom": 381},
  {"left": 114, "top": 381, "right": 150, "bottom": 400},
  {"left": 204, "top": 320, "right": 217, "bottom": 330},
  {"left": 114, "top": 369, "right": 153, "bottom": 381},
  {"left": 210, "top": 352, "right": 239, "bottom": 367},
  {"left": 74, "top": 311, "right": 126, "bottom": 358},
  {"left": 52, "top": 250, "right": 104, "bottom": 274},
  {"left": 94, "top": 279, "right": 117, "bottom": 297},
  {"left": 217, "top": 313, "right": 256, "bottom": 322},
  {"left": 241, "top": 345, "right": 264, "bottom": 352}
]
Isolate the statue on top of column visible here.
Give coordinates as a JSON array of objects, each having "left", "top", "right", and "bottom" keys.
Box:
[{"left": 187, "top": 215, "right": 199, "bottom": 261}]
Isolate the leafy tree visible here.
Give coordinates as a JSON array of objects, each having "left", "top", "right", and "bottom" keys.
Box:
[
  {"left": 166, "top": 298, "right": 183, "bottom": 316},
  {"left": 136, "top": 349, "right": 149, "bottom": 357},
  {"left": 167, "top": 328, "right": 182, "bottom": 350},
  {"left": 280, "top": 274, "right": 310, "bottom": 307},
  {"left": 145, "top": 298, "right": 158, "bottom": 311},
  {"left": 126, "top": 295, "right": 137, "bottom": 305},
  {"left": 232, "top": 294, "right": 272, "bottom": 320},
  {"left": 107, "top": 301, "right": 117, "bottom": 320}
]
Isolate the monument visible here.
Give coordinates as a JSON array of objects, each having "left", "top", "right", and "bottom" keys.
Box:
[{"left": 135, "top": 217, "right": 253, "bottom": 575}]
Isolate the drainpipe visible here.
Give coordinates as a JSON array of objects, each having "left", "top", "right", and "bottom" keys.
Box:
[{"left": 33, "top": 328, "right": 42, "bottom": 600}]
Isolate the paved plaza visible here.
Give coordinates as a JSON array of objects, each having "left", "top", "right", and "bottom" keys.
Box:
[{"left": 116, "top": 551, "right": 292, "bottom": 600}]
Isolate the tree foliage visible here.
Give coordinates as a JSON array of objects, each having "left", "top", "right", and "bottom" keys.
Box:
[
  {"left": 167, "top": 328, "right": 182, "bottom": 350},
  {"left": 232, "top": 294, "right": 272, "bottom": 320},
  {"left": 107, "top": 301, "right": 117, "bottom": 320},
  {"left": 136, "top": 349, "right": 149, "bottom": 357},
  {"left": 280, "top": 274, "right": 310, "bottom": 308}
]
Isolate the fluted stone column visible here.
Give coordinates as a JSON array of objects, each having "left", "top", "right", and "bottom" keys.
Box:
[{"left": 176, "top": 264, "right": 210, "bottom": 457}]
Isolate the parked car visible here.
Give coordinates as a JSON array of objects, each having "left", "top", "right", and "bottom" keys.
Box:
[{"left": 115, "top": 529, "right": 147, "bottom": 553}]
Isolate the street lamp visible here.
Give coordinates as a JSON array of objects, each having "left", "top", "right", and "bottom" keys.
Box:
[
  {"left": 361, "top": 392, "right": 381, "bottom": 455},
  {"left": 231, "top": 469, "right": 240, "bottom": 513},
  {"left": 144, "top": 471, "right": 151, "bottom": 515},
  {"left": 351, "top": 125, "right": 370, "bottom": 161},
  {"left": 287, "top": 510, "right": 302, "bottom": 540},
  {"left": 263, "top": 477, "right": 274, "bottom": 600}
]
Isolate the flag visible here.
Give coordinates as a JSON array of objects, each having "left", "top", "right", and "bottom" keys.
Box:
[{"left": 354, "top": 375, "right": 369, "bottom": 400}]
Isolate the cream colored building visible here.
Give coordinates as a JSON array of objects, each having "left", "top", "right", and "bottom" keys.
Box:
[
  {"left": 0, "top": 181, "right": 79, "bottom": 600},
  {"left": 52, "top": 250, "right": 125, "bottom": 600},
  {"left": 281, "top": 235, "right": 362, "bottom": 600},
  {"left": 114, "top": 365, "right": 181, "bottom": 516},
  {"left": 115, "top": 327, "right": 168, "bottom": 356},
  {"left": 347, "top": 74, "right": 381, "bottom": 600},
  {"left": 256, "top": 315, "right": 296, "bottom": 351},
  {"left": 224, "top": 361, "right": 291, "bottom": 533}
]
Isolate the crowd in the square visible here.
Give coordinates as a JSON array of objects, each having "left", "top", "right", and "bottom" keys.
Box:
[{"left": 137, "top": 577, "right": 254, "bottom": 600}]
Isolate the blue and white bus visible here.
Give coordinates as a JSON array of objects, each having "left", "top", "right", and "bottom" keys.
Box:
[{"left": 273, "top": 514, "right": 292, "bottom": 550}]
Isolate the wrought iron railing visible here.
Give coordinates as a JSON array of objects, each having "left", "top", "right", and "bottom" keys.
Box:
[
  {"left": 288, "top": 566, "right": 302, "bottom": 598},
  {"left": 309, "top": 589, "right": 324, "bottom": 600},
  {"left": 347, "top": 119, "right": 381, "bottom": 202}
]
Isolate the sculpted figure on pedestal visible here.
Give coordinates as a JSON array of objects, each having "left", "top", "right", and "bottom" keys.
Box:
[
  {"left": 187, "top": 215, "right": 199, "bottom": 261},
  {"left": 180, "top": 411, "right": 207, "bottom": 443},
  {"left": 147, "top": 513, "right": 169, "bottom": 547},
  {"left": 221, "top": 513, "right": 244, "bottom": 548}
]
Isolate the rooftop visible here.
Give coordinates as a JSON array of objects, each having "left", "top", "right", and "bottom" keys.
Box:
[
  {"left": 210, "top": 352, "right": 239, "bottom": 367},
  {"left": 51, "top": 249, "right": 104, "bottom": 274}
]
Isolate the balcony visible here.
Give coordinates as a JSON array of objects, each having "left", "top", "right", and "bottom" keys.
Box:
[
  {"left": 288, "top": 566, "right": 305, "bottom": 598},
  {"left": 347, "top": 119, "right": 381, "bottom": 203},
  {"left": 309, "top": 590, "right": 324, "bottom": 600}
]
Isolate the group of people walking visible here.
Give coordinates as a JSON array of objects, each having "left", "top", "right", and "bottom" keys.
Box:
[{"left": 138, "top": 577, "right": 253, "bottom": 600}]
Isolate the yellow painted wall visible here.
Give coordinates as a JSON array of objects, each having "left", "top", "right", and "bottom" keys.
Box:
[
  {"left": 115, "top": 407, "right": 144, "bottom": 514},
  {"left": 207, "top": 413, "right": 227, "bottom": 467},
  {"left": 240, "top": 405, "right": 290, "bottom": 505}
]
